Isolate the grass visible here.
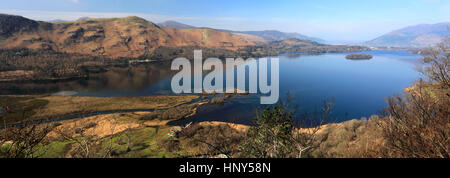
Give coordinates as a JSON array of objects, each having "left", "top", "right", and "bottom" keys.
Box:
[
  {"left": 38, "top": 139, "right": 75, "bottom": 158},
  {"left": 96, "top": 126, "right": 197, "bottom": 158},
  {"left": 43, "top": 121, "right": 244, "bottom": 158},
  {"left": 0, "top": 95, "right": 49, "bottom": 125},
  {"left": 140, "top": 103, "right": 199, "bottom": 121},
  {"left": 0, "top": 95, "right": 199, "bottom": 125},
  {"left": 312, "top": 116, "right": 384, "bottom": 158}
]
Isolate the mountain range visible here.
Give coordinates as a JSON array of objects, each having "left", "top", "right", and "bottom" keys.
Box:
[
  {"left": 366, "top": 22, "right": 450, "bottom": 47},
  {"left": 156, "top": 20, "right": 325, "bottom": 43},
  {"left": 3, "top": 13, "right": 448, "bottom": 60},
  {"left": 0, "top": 14, "right": 254, "bottom": 58}
]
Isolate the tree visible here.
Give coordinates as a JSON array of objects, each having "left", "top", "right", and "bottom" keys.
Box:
[
  {"left": 53, "top": 116, "right": 118, "bottom": 158},
  {"left": 381, "top": 38, "right": 450, "bottom": 158},
  {"left": 419, "top": 38, "right": 450, "bottom": 89},
  {"left": 0, "top": 122, "right": 55, "bottom": 158},
  {"left": 240, "top": 96, "right": 333, "bottom": 158}
]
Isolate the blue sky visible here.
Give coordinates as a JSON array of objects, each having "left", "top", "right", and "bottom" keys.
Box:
[{"left": 1, "top": 0, "right": 449, "bottom": 42}]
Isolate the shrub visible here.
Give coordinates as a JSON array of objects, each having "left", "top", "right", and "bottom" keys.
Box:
[{"left": 380, "top": 38, "right": 450, "bottom": 158}]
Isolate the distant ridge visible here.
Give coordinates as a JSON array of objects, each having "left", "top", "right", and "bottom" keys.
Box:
[
  {"left": 48, "top": 17, "right": 91, "bottom": 23},
  {"left": 219, "top": 29, "right": 326, "bottom": 43},
  {"left": 366, "top": 22, "right": 450, "bottom": 47},
  {"left": 157, "top": 20, "right": 196, "bottom": 29},
  {"left": 156, "top": 20, "right": 325, "bottom": 43}
]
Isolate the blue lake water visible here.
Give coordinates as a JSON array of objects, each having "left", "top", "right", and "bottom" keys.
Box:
[
  {"left": 172, "top": 50, "right": 422, "bottom": 125},
  {"left": 0, "top": 50, "right": 422, "bottom": 124}
]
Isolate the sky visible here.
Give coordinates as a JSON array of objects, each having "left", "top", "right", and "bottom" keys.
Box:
[{"left": 1, "top": 0, "right": 449, "bottom": 43}]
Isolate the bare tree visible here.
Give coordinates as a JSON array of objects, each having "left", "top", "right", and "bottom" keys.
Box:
[
  {"left": 292, "top": 98, "right": 335, "bottom": 158},
  {"left": 0, "top": 106, "right": 56, "bottom": 158},
  {"left": 381, "top": 38, "right": 450, "bottom": 158},
  {"left": 240, "top": 96, "right": 334, "bottom": 158},
  {"left": 419, "top": 38, "right": 450, "bottom": 89},
  {"left": 0, "top": 122, "right": 55, "bottom": 158},
  {"left": 53, "top": 116, "right": 117, "bottom": 158},
  {"left": 196, "top": 125, "right": 242, "bottom": 158}
]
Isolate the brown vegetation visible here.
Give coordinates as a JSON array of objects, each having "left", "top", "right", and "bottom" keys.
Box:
[
  {"left": 0, "top": 95, "right": 198, "bottom": 125},
  {"left": 0, "top": 121, "right": 56, "bottom": 158},
  {"left": 377, "top": 39, "right": 449, "bottom": 158},
  {"left": 0, "top": 15, "right": 254, "bottom": 58},
  {"left": 0, "top": 48, "right": 119, "bottom": 81}
]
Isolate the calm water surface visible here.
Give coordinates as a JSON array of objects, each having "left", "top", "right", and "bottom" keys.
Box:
[{"left": 0, "top": 50, "right": 422, "bottom": 125}]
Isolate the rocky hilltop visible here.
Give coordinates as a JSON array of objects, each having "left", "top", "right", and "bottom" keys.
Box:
[{"left": 0, "top": 14, "right": 254, "bottom": 58}]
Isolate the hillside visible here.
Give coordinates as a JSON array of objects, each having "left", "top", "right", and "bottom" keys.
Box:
[
  {"left": 0, "top": 14, "right": 254, "bottom": 58},
  {"left": 154, "top": 20, "right": 325, "bottom": 43},
  {"left": 366, "top": 22, "right": 450, "bottom": 47},
  {"left": 157, "top": 20, "right": 196, "bottom": 29},
  {"left": 215, "top": 29, "right": 325, "bottom": 43},
  {"left": 227, "top": 30, "right": 326, "bottom": 43},
  {"left": 242, "top": 38, "right": 370, "bottom": 56}
]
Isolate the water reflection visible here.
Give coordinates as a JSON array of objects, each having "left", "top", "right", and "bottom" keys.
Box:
[
  {"left": 0, "top": 62, "right": 177, "bottom": 96},
  {"left": 0, "top": 50, "right": 422, "bottom": 123}
]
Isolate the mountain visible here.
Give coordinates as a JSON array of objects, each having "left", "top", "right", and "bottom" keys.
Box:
[
  {"left": 221, "top": 30, "right": 326, "bottom": 43},
  {"left": 157, "top": 20, "right": 196, "bottom": 29},
  {"left": 366, "top": 22, "right": 450, "bottom": 47},
  {"left": 48, "top": 19, "right": 66, "bottom": 23},
  {"left": 48, "top": 17, "right": 91, "bottom": 23},
  {"left": 248, "top": 38, "right": 369, "bottom": 55},
  {"left": 155, "top": 20, "right": 325, "bottom": 43},
  {"left": 0, "top": 14, "right": 43, "bottom": 41},
  {"left": 76, "top": 17, "right": 90, "bottom": 21},
  {"left": 229, "top": 32, "right": 267, "bottom": 44},
  {"left": 0, "top": 14, "right": 255, "bottom": 58}
]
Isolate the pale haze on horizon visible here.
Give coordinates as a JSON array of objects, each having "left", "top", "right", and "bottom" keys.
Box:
[{"left": 1, "top": 0, "right": 449, "bottom": 43}]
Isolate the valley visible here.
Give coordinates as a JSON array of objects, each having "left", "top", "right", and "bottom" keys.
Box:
[{"left": 0, "top": 10, "right": 448, "bottom": 159}]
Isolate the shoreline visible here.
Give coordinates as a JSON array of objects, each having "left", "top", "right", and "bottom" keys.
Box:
[{"left": 0, "top": 95, "right": 200, "bottom": 126}]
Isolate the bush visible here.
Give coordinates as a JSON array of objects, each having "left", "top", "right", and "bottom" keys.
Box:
[
  {"left": 160, "top": 138, "right": 180, "bottom": 152},
  {"left": 140, "top": 103, "right": 197, "bottom": 121},
  {"left": 177, "top": 123, "right": 244, "bottom": 157},
  {"left": 240, "top": 97, "right": 334, "bottom": 158},
  {"left": 380, "top": 39, "right": 450, "bottom": 158},
  {"left": 210, "top": 97, "right": 226, "bottom": 104}
]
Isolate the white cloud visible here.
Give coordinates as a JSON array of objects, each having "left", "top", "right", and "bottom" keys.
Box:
[{"left": 70, "top": 0, "right": 79, "bottom": 3}]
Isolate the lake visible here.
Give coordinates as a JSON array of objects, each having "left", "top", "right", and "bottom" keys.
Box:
[{"left": 0, "top": 50, "right": 422, "bottom": 125}]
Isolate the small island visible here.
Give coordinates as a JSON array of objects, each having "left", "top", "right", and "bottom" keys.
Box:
[{"left": 345, "top": 54, "right": 373, "bottom": 60}]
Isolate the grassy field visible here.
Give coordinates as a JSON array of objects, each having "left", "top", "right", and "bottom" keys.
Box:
[
  {"left": 28, "top": 104, "right": 244, "bottom": 158},
  {"left": 39, "top": 123, "right": 245, "bottom": 158},
  {"left": 0, "top": 95, "right": 199, "bottom": 125},
  {"left": 0, "top": 95, "right": 213, "bottom": 158}
]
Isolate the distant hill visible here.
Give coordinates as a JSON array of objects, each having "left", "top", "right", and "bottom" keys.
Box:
[
  {"left": 76, "top": 17, "right": 90, "bottom": 21},
  {"left": 366, "top": 22, "right": 450, "bottom": 47},
  {"left": 0, "top": 14, "right": 255, "bottom": 58},
  {"left": 48, "top": 17, "right": 91, "bottom": 23},
  {"left": 241, "top": 38, "right": 369, "bottom": 56},
  {"left": 157, "top": 20, "right": 196, "bottom": 29},
  {"left": 220, "top": 30, "right": 326, "bottom": 43},
  {"left": 48, "top": 19, "right": 66, "bottom": 23},
  {"left": 156, "top": 20, "right": 325, "bottom": 43}
]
